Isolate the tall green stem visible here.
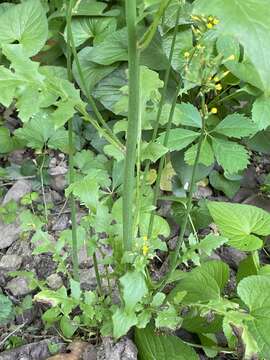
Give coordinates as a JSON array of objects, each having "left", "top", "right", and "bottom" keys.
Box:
[
  {"left": 66, "top": 0, "right": 79, "bottom": 281},
  {"left": 123, "top": 0, "right": 140, "bottom": 251},
  {"left": 158, "top": 94, "right": 206, "bottom": 291}
]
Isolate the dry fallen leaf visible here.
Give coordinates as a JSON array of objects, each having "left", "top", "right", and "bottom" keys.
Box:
[{"left": 47, "top": 341, "right": 88, "bottom": 360}]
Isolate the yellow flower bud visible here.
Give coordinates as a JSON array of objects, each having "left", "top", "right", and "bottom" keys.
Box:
[
  {"left": 184, "top": 51, "right": 190, "bottom": 58},
  {"left": 207, "top": 23, "right": 213, "bottom": 29},
  {"left": 143, "top": 245, "right": 149, "bottom": 256},
  {"left": 213, "top": 18, "right": 220, "bottom": 25},
  {"left": 211, "top": 107, "right": 218, "bottom": 114},
  {"left": 215, "top": 83, "right": 222, "bottom": 91},
  {"left": 143, "top": 235, "right": 148, "bottom": 242}
]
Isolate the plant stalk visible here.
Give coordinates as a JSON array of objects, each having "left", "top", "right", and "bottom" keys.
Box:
[
  {"left": 123, "top": 0, "right": 141, "bottom": 251},
  {"left": 66, "top": 0, "right": 79, "bottom": 282},
  {"left": 158, "top": 94, "right": 206, "bottom": 291}
]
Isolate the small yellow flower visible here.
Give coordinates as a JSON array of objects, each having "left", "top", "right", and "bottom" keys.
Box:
[
  {"left": 207, "top": 22, "right": 213, "bottom": 29},
  {"left": 215, "top": 83, "right": 222, "bottom": 91},
  {"left": 208, "top": 16, "right": 214, "bottom": 21},
  {"left": 214, "top": 76, "right": 219, "bottom": 82},
  {"left": 213, "top": 18, "right": 220, "bottom": 25},
  {"left": 143, "top": 245, "right": 149, "bottom": 256},
  {"left": 143, "top": 235, "right": 148, "bottom": 242},
  {"left": 184, "top": 51, "right": 190, "bottom": 58},
  {"left": 211, "top": 107, "right": 218, "bottom": 114}
]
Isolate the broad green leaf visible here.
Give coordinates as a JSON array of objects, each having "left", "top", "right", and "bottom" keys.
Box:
[
  {"left": 120, "top": 271, "right": 148, "bottom": 312},
  {"left": 60, "top": 315, "right": 79, "bottom": 338},
  {"left": 93, "top": 66, "right": 127, "bottom": 112},
  {"left": 207, "top": 202, "right": 270, "bottom": 250},
  {"left": 141, "top": 142, "right": 168, "bottom": 162},
  {"left": 168, "top": 261, "right": 229, "bottom": 304},
  {"left": 246, "top": 128, "right": 270, "bottom": 155},
  {"left": 162, "top": 30, "right": 193, "bottom": 72},
  {"left": 0, "top": 66, "right": 19, "bottom": 107},
  {"left": 135, "top": 325, "right": 199, "bottom": 360},
  {"left": 112, "top": 308, "right": 137, "bottom": 339},
  {"left": 213, "top": 114, "right": 258, "bottom": 138},
  {"left": 212, "top": 137, "right": 249, "bottom": 174},
  {"left": 193, "top": 0, "right": 270, "bottom": 93},
  {"left": 157, "top": 128, "right": 199, "bottom": 152},
  {"left": 73, "top": 47, "right": 118, "bottom": 94},
  {"left": 236, "top": 253, "right": 259, "bottom": 283},
  {"left": 209, "top": 170, "right": 240, "bottom": 199},
  {"left": 252, "top": 95, "right": 270, "bottom": 131},
  {"left": 65, "top": 17, "right": 116, "bottom": 47},
  {"left": 140, "top": 213, "right": 170, "bottom": 239},
  {"left": 184, "top": 138, "right": 214, "bottom": 166},
  {"left": 50, "top": 0, "right": 108, "bottom": 18},
  {"left": 238, "top": 276, "right": 270, "bottom": 358},
  {"left": 87, "top": 27, "right": 128, "bottom": 65},
  {"left": 0, "top": 293, "right": 13, "bottom": 325},
  {"left": 155, "top": 304, "right": 182, "bottom": 330},
  {"left": 0, "top": 0, "right": 48, "bottom": 56},
  {"left": 0, "top": 127, "right": 14, "bottom": 153}
]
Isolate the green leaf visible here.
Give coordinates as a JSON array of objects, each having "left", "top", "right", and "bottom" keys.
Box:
[
  {"left": 168, "top": 261, "right": 229, "bottom": 304},
  {"left": 50, "top": 0, "right": 108, "bottom": 18},
  {"left": 238, "top": 275, "right": 270, "bottom": 358},
  {"left": 73, "top": 47, "right": 118, "bottom": 94},
  {"left": 141, "top": 142, "right": 168, "bottom": 162},
  {"left": 157, "top": 128, "right": 199, "bottom": 152},
  {"left": 112, "top": 308, "right": 137, "bottom": 339},
  {"left": 0, "top": 293, "right": 13, "bottom": 325},
  {"left": 66, "top": 176, "right": 99, "bottom": 211},
  {"left": 207, "top": 201, "right": 270, "bottom": 250},
  {"left": 155, "top": 304, "right": 182, "bottom": 330},
  {"left": 213, "top": 114, "right": 258, "bottom": 138},
  {"left": 236, "top": 253, "right": 259, "bottom": 283},
  {"left": 60, "top": 315, "right": 79, "bottom": 338},
  {"left": 120, "top": 271, "right": 148, "bottom": 312},
  {"left": 193, "top": 0, "right": 270, "bottom": 93},
  {"left": 184, "top": 138, "right": 214, "bottom": 166},
  {"left": 140, "top": 214, "right": 170, "bottom": 239},
  {"left": 65, "top": 17, "right": 116, "bottom": 47},
  {"left": 86, "top": 27, "right": 128, "bottom": 65},
  {"left": 252, "top": 95, "right": 270, "bottom": 131},
  {"left": 174, "top": 103, "right": 202, "bottom": 128},
  {"left": 212, "top": 137, "right": 249, "bottom": 174},
  {"left": 0, "top": 0, "right": 48, "bottom": 56},
  {"left": 70, "top": 279, "right": 81, "bottom": 301},
  {"left": 209, "top": 170, "right": 240, "bottom": 199},
  {"left": 0, "top": 127, "right": 14, "bottom": 153},
  {"left": 135, "top": 325, "right": 199, "bottom": 360}
]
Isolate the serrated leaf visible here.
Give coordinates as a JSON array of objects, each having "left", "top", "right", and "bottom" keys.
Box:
[
  {"left": 207, "top": 201, "right": 270, "bottom": 251},
  {"left": 141, "top": 142, "right": 168, "bottom": 162},
  {"left": 0, "top": 0, "right": 48, "bottom": 56},
  {"left": 184, "top": 138, "right": 214, "bottom": 166},
  {"left": 213, "top": 114, "right": 258, "bottom": 138},
  {"left": 135, "top": 325, "right": 199, "bottom": 360},
  {"left": 157, "top": 128, "right": 199, "bottom": 152},
  {"left": 212, "top": 137, "right": 249, "bottom": 174},
  {"left": 66, "top": 176, "right": 99, "bottom": 211},
  {"left": 252, "top": 95, "right": 270, "bottom": 131},
  {"left": 0, "top": 293, "right": 13, "bottom": 325},
  {"left": 175, "top": 103, "right": 202, "bottom": 128},
  {"left": 155, "top": 304, "right": 182, "bottom": 330},
  {"left": 120, "top": 271, "right": 148, "bottom": 312}
]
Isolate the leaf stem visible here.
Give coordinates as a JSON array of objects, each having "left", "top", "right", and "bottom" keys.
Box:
[
  {"left": 66, "top": 0, "right": 79, "bottom": 282},
  {"left": 123, "top": 0, "right": 141, "bottom": 251},
  {"left": 158, "top": 93, "right": 206, "bottom": 291},
  {"left": 68, "top": 27, "right": 125, "bottom": 151}
]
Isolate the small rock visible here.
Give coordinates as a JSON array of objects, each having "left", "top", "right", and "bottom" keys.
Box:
[
  {"left": 98, "top": 337, "right": 137, "bottom": 360},
  {"left": 52, "top": 214, "right": 69, "bottom": 232},
  {"left": 6, "top": 277, "right": 31, "bottom": 296},
  {"left": 51, "top": 190, "right": 63, "bottom": 203},
  {"left": 49, "top": 163, "right": 68, "bottom": 192},
  {"left": 47, "top": 273, "right": 63, "bottom": 290},
  {"left": 218, "top": 246, "right": 246, "bottom": 269},
  {"left": 0, "top": 220, "right": 21, "bottom": 249},
  {"left": 50, "top": 175, "right": 67, "bottom": 192},
  {"left": 194, "top": 186, "right": 213, "bottom": 199},
  {"left": 3, "top": 180, "right": 32, "bottom": 205},
  {"left": 8, "top": 150, "right": 26, "bottom": 165},
  {"left": 78, "top": 245, "right": 91, "bottom": 268},
  {"left": 0, "top": 254, "right": 22, "bottom": 271},
  {"left": 83, "top": 344, "right": 97, "bottom": 360},
  {"left": 80, "top": 268, "right": 98, "bottom": 291}
]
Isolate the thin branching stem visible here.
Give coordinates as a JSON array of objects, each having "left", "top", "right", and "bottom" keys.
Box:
[
  {"left": 66, "top": 0, "right": 79, "bottom": 282},
  {"left": 158, "top": 93, "right": 207, "bottom": 291},
  {"left": 123, "top": 0, "right": 141, "bottom": 251}
]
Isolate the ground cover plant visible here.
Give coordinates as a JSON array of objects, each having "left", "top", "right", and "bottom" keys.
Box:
[{"left": 1, "top": 0, "right": 270, "bottom": 359}]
